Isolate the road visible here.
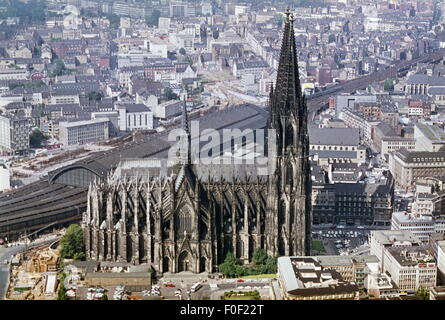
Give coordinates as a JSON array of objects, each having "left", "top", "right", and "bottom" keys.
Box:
[{"left": 0, "top": 235, "right": 60, "bottom": 300}]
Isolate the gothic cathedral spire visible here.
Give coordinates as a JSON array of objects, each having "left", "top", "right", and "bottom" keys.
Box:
[{"left": 266, "top": 9, "right": 312, "bottom": 257}]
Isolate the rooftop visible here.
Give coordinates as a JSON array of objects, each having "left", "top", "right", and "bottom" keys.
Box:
[
  {"left": 371, "top": 230, "right": 421, "bottom": 246},
  {"left": 277, "top": 256, "right": 359, "bottom": 297},
  {"left": 309, "top": 127, "right": 360, "bottom": 146},
  {"left": 416, "top": 122, "right": 445, "bottom": 143},
  {"left": 387, "top": 246, "right": 435, "bottom": 267}
]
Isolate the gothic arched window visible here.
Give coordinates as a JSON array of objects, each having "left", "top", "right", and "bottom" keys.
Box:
[{"left": 177, "top": 206, "right": 193, "bottom": 236}]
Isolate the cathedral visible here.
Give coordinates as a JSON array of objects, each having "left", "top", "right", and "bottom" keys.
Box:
[{"left": 82, "top": 11, "right": 312, "bottom": 273}]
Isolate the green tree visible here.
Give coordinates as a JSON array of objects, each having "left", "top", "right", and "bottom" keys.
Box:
[
  {"left": 106, "top": 14, "right": 120, "bottom": 29},
  {"left": 88, "top": 91, "right": 103, "bottom": 101},
  {"left": 415, "top": 288, "right": 429, "bottom": 300},
  {"left": 60, "top": 224, "right": 85, "bottom": 261},
  {"left": 384, "top": 78, "right": 395, "bottom": 92},
  {"left": 219, "top": 252, "right": 238, "bottom": 278},
  {"left": 146, "top": 9, "right": 161, "bottom": 27},
  {"left": 163, "top": 87, "right": 180, "bottom": 100},
  {"left": 33, "top": 46, "right": 41, "bottom": 58},
  {"left": 264, "top": 256, "right": 277, "bottom": 274},
  {"left": 328, "top": 34, "right": 336, "bottom": 43},
  {"left": 29, "top": 129, "right": 48, "bottom": 148},
  {"left": 252, "top": 248, "right": 268, "bottom": 266},
  {"left": 57, "top": 272, "right": 67, "bottom": 300},
  {"left": 52, "top": 59, "right": 66, "bottom": 77},
  {"left": 179, "top": 47, "right": 186, "bottom": 55}
]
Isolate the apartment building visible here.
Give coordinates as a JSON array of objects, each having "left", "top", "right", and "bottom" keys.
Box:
[
  {"left": 383, "top": 246, "right": 437, "bottom": 293},
  {"left": 0, "top": 114, "right": 31, "bottom": 155},
  {"left": 388, "top": 149, "right": 445, "bottom": 190}
]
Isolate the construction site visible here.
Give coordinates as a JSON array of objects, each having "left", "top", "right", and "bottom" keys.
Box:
[{"left": 5, "top": 241, "right": 60, "bottom": 300}]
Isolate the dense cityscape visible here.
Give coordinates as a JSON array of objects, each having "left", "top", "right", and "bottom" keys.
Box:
[{"left": 0, "top": 0, "right": 445, "bottom": 304}]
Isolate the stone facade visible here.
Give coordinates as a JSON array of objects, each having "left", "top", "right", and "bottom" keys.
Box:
[{"left": 82, "top": 12, "right": 312, "bottom": 274}]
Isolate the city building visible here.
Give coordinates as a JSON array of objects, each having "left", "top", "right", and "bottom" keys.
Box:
[
  {"left": 364, "top": 263, "right": 403, "bottom": 299},
  {"left": 437, "top": 241, "right": 445, "bottom": 285},
  {"left": 0, "top": 162, "right": 10, "bottom": 192},
  {"left": 335, "top": 94, "right": 376, "bottom": 118},
  {"left": 391, "top": 211, "right": 436, "bottom": 243},
  {"left": 312, "top": 176, "right": 394, "bottom": 226},
  {"left": 0, "top": 114, "right": 31, "bottom": 155},
  {"left": 59, "top": 118, "right": 109, "bottom": 146},
  {"left": 415, "top": 122, "right": 445, "bottom": 152},
  {"left": 370, "top": 230, "right": 422, "bottom": 270},
  {"left": 388, "top": 149, "right": 445, "bottom": 190},
  {"left": 117, "top": 103, "right": 154, "bottom": 131},
  {"left": 151, "top": 100, "right": 182, "bottom": 120},
  {"left": 315, "top": 255, "right": 379, "bottom": 289},
  {"left": 381, "top": 136, "right": 416, "bottom": 159},
  {"left": 309, "top": 127, "right": 366, "bottom": 166},
  {"left": 276, "top": 256, "right": 360, "bottom": 300},
  {"left": 383, "top": 246, "right": 437, "bottom": 293}
]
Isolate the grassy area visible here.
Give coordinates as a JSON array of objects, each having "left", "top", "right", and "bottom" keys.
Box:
[
  {"left": 312, "top": 240, "right": 326, "bottom": 253},
  {"left": 223, "top": 290, "right": 261, "bottom": 300},
  {"left": 241, "top": 274, "right": 276, "bottom": 279},
  {"left": 224, "top": 296, "right": 257, "bottom": 300}
]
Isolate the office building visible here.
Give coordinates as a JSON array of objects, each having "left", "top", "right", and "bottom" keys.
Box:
[{"left": 59, "top": 118, "right": 109, "bottom": 146}]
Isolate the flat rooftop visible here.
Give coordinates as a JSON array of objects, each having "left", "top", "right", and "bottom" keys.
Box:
[
  {"left": 371, "top": 230, "right": 421, "bottom": 246},
  {"left": 386, "top": 246, "right": 435, "bottom": 267},
  {"left": 278, "top": 256, "right": 359, "bottom": 297},
  {"left": 59, "top": 118, "right": 109, "bottom": 128},
  {"left": 392, "top": 211, "right": 434, "bottom": 224}
]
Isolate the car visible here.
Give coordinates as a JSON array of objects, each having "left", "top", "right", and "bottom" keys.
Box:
[
  {"left": 236, "top": 279, "right": 245, "bottom": 283},
  {"left": 165, "top": 283, "right": 176, "bottom": 288}
]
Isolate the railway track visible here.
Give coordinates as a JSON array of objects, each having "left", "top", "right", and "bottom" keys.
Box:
[{"left": 307, "top": 48, "right": 445, "bottom": 115}]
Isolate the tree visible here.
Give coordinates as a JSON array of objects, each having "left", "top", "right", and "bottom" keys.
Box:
[
  {"left": 60, "top": 224, "right": 85, "bottom": 261},
  {"left": 384, "top": 78, "right": 395, "bottom": 92},
  {"left": 264, "top": 256, "right": 277, "bottom": 274},
  {"left": 415, "top": 288, "right": 429, "bottom": 300},
  {"left": 328, "top": 34, "right": 336, "bottom": 43},
  {"left": 57, "top": 271, "right": 67, "bottom": 300},
  {"left": 146, "top": 10, "right": 161, "bottom": 27},
  {"left": 106, "top": 14, "right": 120, "bottom": 29},
  {"left": 88, "top": 91, "right": 103, "bottom": 101},
  {"left": 57, "top": 284, "right": 67, "bottom": 300},
  {"left": 212, "top": 29, "right": 219, "bottom": 40},
  {"left": 52, "top": 59, "right": 67, "bottom": 77},
  {"left": 29, "top": 129, "right": 48, "bottom": 148},
  {"left": 33, "top": 46, "right": 41, "bottom": 58},
  {"left": 179, "top": 48, "right": 186, "bottom": 55},
  {"left": 219, "top": 252, "right": 238, "bottom": 278},
  {"left": 163, "top": 87, "right": 179, "bottom": 100},
  {"left": 252, "top": 248, "right": 267, "bottom": 266}
]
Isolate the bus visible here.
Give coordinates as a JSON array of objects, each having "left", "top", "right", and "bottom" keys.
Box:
[{"left": 190, "top": 282, "right": 202, "bottom": 293}]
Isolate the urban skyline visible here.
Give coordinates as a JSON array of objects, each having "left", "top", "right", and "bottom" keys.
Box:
[{"left": 0, "top": 0, "right": 445, "bottom": 303}]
